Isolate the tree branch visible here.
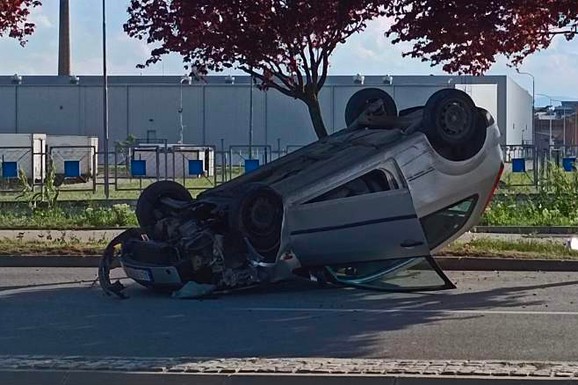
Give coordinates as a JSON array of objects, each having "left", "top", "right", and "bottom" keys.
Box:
[{"left": 239, "top": 66, "right": 298, "bottom": 99}]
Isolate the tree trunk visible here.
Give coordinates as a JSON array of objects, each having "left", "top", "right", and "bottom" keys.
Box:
[{"left": 304, "top": 95, "right": 328, "bottom": 138}]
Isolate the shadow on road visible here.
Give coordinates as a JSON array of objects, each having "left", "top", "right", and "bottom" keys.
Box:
[{"left": 1, "top": 272, "right": 578, "bottom": 359}]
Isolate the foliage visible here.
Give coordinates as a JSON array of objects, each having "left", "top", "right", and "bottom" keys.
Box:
[
  {"left": 386, "top": 0, "right": 578, "bottom": 74},
  {"left": 0, "top": 204, "right": 138, "bottom": 229},
  {"left": 83, "top": 204, "right": 135, "bottom": 227},
  {"left": 16, "top": 161, "right": 60, "bottom": 209},
  {"left": 124, "top": 0, "right": 386, "bottom": 138},
  {"left": 482, "top": 163, "right": 578, "bottom": 226},
  {"left": 0, "top": 0, "right": 41, "bottom": 44}
]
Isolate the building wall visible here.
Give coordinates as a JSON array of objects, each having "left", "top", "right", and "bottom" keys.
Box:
[
  {"left": 506, "top": 78, "right": 533, "bottom": 145},
  {"left": 0, "top": 75, "right": 529, "bottom": 152}
]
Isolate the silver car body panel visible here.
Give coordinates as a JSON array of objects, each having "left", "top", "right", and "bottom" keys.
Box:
[
  {"left": 202, "top": 113, "right": 502, "bottom": 267},
  {"left": 285, "top": 188, "right": 430, "bottom": 266}
]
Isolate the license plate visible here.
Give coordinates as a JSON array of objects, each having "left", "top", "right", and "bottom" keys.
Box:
[{"left": 124, "top": 265, "right": 153, "bottom": 282}]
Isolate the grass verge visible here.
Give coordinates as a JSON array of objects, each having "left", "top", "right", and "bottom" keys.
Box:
[
  {"left": 440, "top": 238, "right": 578, "bottom": 260},
  {"left": 0, "top": 238, "right": 107, "bottom": 256}
]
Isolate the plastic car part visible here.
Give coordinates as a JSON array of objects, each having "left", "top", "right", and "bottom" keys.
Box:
[
  {"left": 422, "top": 89, "right": 487, "bottom": 161},
  {"left": 135, "top": 180, "right": 193, "bottom": 230},
  {"left": 345, "top": 88, "right": 398, "bottom": 127},
  {"left": 98, "top": 228, "right": 148, "bottom": 299},
  {"left": 229, "top": 183, "right": 284, "bottom": 262}
]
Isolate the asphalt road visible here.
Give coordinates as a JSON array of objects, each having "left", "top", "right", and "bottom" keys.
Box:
[{"left": 2, "top": 267, "right": 578, "bottom": 361}]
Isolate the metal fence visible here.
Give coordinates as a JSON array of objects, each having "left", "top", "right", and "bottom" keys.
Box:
[{"left": 3, "top": 141, "right": 574, "bottom": 198}]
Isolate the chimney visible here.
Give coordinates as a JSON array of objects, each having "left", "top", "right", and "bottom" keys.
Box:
[{"left": 58, "top": 0, "right": 71, "bottom": 76}]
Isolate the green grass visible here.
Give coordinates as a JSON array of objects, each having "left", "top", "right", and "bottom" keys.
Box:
[
  {"left": 0, "top": 204, "right": 137, "bottom": 229},
  {"left": 442, "top": 238, "right": 578, "bottom": 260}
]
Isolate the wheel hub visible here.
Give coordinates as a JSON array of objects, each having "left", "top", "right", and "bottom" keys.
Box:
[{"left": 440, "top": 102, "right": 469, "bottom": 138}]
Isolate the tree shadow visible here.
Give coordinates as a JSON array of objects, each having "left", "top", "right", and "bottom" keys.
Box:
[{"left": 1, "top": 272, "right": 578, "bottom": 359}]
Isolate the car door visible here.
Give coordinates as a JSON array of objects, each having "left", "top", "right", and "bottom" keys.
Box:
[
  {"left": 285, "top": 165, "right": 455, "bottom": 291},
  {"left": 285, "top": 165, "right": 430, "bottom": 266}
]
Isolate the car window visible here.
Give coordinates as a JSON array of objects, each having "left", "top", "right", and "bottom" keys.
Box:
[
  {"left": 307, "top": 169, "right": 393, "bottom": 203},
  {"left": 325, "top": 256, "right": 454, "bottom": 291},
  {"left": 420, "top": 196, "right": 478, "bottom": 249},
  {"left": 306, "top": 159, "right": 404, "bottom": 204}
]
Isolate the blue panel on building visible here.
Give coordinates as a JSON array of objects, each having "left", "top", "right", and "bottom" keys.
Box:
[
  {"left": 131, "top": 160, "right": 147, "bottom": 177},
  {"left": 244, "top": 159, "right": 260, "bottom": 173},
  {"left": 2, "top": 161, "right": 17, "bottom": 178},
  {"left": 188, "top": 160, "right": 204, "bottom": 176},
  {"left": 64, "top": 160, "right": 81, "bottom": 177},
  {"left": 512, "top": 158, "right": 525, "bottom": 173},
  {"left": 563, "top": 157, "right": 576, "bottom": 172}
]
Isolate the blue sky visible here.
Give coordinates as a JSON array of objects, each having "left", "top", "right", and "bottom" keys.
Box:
[{"left": 1, "top": 0, "right": 577, "bottom": 106}]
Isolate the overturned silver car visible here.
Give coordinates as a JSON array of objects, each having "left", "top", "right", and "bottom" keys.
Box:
[{"left": 99, "top": 88, "right": 504, "bottom": 298}]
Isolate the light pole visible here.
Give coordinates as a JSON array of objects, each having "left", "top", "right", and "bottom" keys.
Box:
[
  {"left": 249, "top": 75, "right": 254, "bottom": 159},
  {"left": 102, "top": 0, "right": 110, "bottom": 199},
  {"left": 516, "top": 69, "right": 535, "bottom": 146},
  {"left": 178, "top": 75, "right": 192, "bottom": 144}
]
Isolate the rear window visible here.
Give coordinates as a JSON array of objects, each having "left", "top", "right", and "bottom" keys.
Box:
[{"left": 420, "top": 196, "right": 478, "bottom": 249}]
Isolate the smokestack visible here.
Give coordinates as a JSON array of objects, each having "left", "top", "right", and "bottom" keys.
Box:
[{"left": 58, "top": 0, "right": 71, "bottom": 76}]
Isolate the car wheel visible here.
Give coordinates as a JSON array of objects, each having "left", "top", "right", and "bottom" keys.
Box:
[
  {"left": 136, "top": 180, "right": 193, "bottom": 228},
  {"left": 229, "top": 183, "right": 284, "bottom": 262},
  {"left": 423, "top": 89, "right": 485, "bottom": 161},
  {"left": 345, "top": 88, "right": 397, "bottom": 127},
  {"left": 423, "top": 88, "right": 476, "bottom": 146}
]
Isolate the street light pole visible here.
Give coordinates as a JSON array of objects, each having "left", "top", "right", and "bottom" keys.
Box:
[
  {"left": 249, "top": 75, "right": 254, "bottom": 159},
  {"left": 178, "top": 75, "right": 191, "bottom": 144},
  {"left": 102, "top": 0, "right": 110, "bottom": 199}
]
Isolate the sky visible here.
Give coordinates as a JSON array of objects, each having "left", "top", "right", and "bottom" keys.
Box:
[{"left": 1, "top": 0, "right": 578, "bottom": 107}]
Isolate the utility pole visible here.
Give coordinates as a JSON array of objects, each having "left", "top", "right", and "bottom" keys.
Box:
[{"left": 102, "top": 0, "right": 110, "bottom": 199}]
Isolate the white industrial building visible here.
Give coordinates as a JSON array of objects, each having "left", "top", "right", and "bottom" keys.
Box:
[{"left": 0, "top": 74, "right": 533, "bottom": 153}]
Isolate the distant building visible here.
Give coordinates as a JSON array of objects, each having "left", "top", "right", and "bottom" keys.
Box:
[
  {"left": 534, "top": 102, "right": 578, "bottom": 154},
  {"left": 0, "top": 74, "right": 532, "bottom": 152}
]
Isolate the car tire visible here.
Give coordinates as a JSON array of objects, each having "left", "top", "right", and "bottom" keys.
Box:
[
  {"left": 136, "top": 180, "right": 193, "bottom": 228},
  {"left": 229, "top": 183, "right": 284, "bottom": 262},
  {"left": 345, "top": 88, "right": 397, "bottom": 127},
  {"left": 423, "top": 89, "right": 485, "bottom": 161}
]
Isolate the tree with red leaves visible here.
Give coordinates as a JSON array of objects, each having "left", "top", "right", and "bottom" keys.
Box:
[
  {"left": 386, "top": 0, "right": 578, "bottom": 75},
  {"left": 124, "top": 0, "right": 386, "bottom": 138},
  {"left": 0, "top": 0, "right": 42, "bottom": 45}
]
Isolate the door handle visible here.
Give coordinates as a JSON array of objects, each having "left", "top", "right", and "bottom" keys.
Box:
[{"left": 400, "top": 240, "right": 424, "bottom": 248}]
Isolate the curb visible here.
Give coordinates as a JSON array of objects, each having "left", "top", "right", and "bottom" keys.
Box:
[
  {"left": 3, "top": 356, "right": 578, "bottom": 384},
  {"left": 0, "top": 226, "right": 575, "bottom": 235},
  {"left": 0, "top": 255, "right": 100, "bottom": 268},
  {"left": 1, "top": 370, "right": 573, "bottom": 385},
  {"left": 3, "top": 255, "right": 578, "bottom": 272}
]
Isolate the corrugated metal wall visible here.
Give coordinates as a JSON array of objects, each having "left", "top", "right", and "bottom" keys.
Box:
[{"left": 0, "top": 75, "right": 519, "bottom": 150}]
